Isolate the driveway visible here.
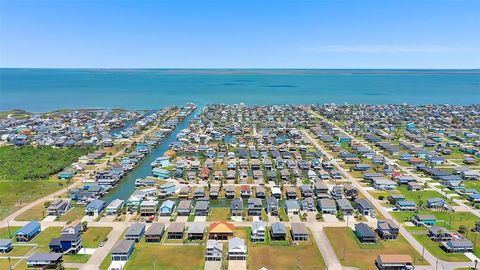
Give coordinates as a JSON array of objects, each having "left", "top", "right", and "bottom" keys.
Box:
[
  {"left": 204, "top": 260, "right": 222, "bottom": 270},
  {"left": 228, "top": 260, "right": 246, "bottom": 270}
]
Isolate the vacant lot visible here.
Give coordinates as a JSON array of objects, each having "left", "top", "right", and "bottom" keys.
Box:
[
  {"left": 325, "top": 227, "right": 428, "bottom": 270},
  {"left": 83, "top": 227, "right": 112, "bottom": 248},
  {"left": 206, "top": 207, "right": 229, "bottom": 221},
  {"left": 0, "top": 226, "right": 21, "bottom": 239},
  {"left": 58, "top": 206, "right": 86, "bottom": 223},
  {"left": 15, "top": 202, "right": 46, "bottom": 221}
]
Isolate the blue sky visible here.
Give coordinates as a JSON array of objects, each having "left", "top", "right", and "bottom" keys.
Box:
[{"left": 0, "top": 0, "right": 479, "bottom": 68}]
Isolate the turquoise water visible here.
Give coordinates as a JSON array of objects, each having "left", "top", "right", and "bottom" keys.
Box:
[{"left": 1, "top": 69, "right": 479, "bottom": 111}]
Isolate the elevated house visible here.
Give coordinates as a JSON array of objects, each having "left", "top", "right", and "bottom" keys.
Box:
[
  {"left": 177, "top": 200, "right": 192, "bottom": 216},
  {"left": 209, "top": 221, "right": 235, "bottom": 240},
  {"left": 47, "top": 199, "right": 71, "bottom": 216},
  {"left": 266, "top": 196, "right": 279, "bottom": 215},
  {"left": 85, "top": 199, "right": 105, "bottom": 216},
  {"left": 270, "top": 222, "right": 286, "bottom": 241},
  {"left": 139, "top": 200, "right": 159, "bottom": 216},
  {"left": 251, "top": 221, "right": 266, "bottom": 242},
  {"left": 195, "top": 201, "right": 210, "bottom": 216},
  {"left": 442, "top": 239, "right": 474, "bottom": 253},
  {"left": 411, "top": 214, "right": 437, "bottom": 227},
  {"left": 377, "top": 220, "right": 399, "bottom": 240},
  {"left": 145, "top": 223, "right": 165, "bottom": 243},
  {"left": 247, "top": 198, "right": 263, "bottom": 216},
  {"left": 231, "top": 198, "right": 244, "bottom": 216},
  {"left": 336, "top": 198, "right": 354, "bottom": 216},
  {"left": 187, "top": 223, "right": 205, "bottom": 240},
  {"left": 354, "top": 198, "right": 375, "bottom": 216},
  {"left": 49, "top": 223, "right": 82, "bottom": 254},
  {"left": 375, "top": 254, "right": 414, "bottom": 270},
  {"left": 228, "top": 237, "right": 247, "bottom": 260},
  {"left": 159, "top": 200, "right": 175, "bottom": 216},
  {"left": 167, "top": 223, "right": 185, "bottom": 240},
  {"left": 16, "top": 221, "right": 41, "bottom": 242},
  {"left": 125, "top": 223, "right": 146, "bottom": 242},
  {"left": 354, "top": 223, "right": 377, "bottom": 243},
  {"left": 26, "top": 253, "right": 63, "bottom": 269},
  {"left": 318, "top": 199, "right": 337, "bottom": 214},
  {"left": 111, "top": 240, "right": 135, "bottom": 261},
  {"left": 205, "top": 240, "right": 223, "bottom": 261},
  {"left": 106, "top": 199, "right": 124, "bottom": 215},
  {"left": 428, "top": 226, "right": 452, "bottom": 242},
  {"left": 290, "top": 223, "right": 308, "bottom": 241}
]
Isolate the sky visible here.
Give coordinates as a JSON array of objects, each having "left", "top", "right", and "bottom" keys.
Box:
[{"left": 0, "top": 0, "right": 479, "bottom": 68}]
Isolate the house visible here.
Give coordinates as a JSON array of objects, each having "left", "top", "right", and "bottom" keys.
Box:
[
  {"left": 343, "top": 184, "right": 358, "bottom": 199},
  {"left": 354, "top": 164, "right": 371, "bottom": 171},
  {"left": 248, "top": 198, "right": 263, "bottom": 216},
  {"left": 58, "top": 170, "right": 75, "bottom": 180},
  {"left": 178, "top": 186, "right": 190, "bottom": 198},
  {"left": 167, "top": 223, "right": 185, "bottom": 239},
  {"left": 26, "top": 253, "right": 63, "bottom": 268},
  {"left": 47, "top": 199, "right": 70, "bottom": 216},
  {"left": 375, "top": 254, "right": 414, "bottom": 270},
  {"left": 290, "top": 223, "right": 308, "bottom": 241},
  {"left": 285, "top": 186, "right": 297, "bottom": 199},
  {"left": 49, "top": 223, "right": 82, "bottom": 254},
  {"left": 426, "top": 198, "right": 447, "bottom": 209},
  {"left": 16, "top": 221, "right": 41, "bottom": 242},
  {"left": 209, "top": 186, "right": 220, "bottom": 199},
  {"left": 193, "top": 187, "right": 205, "bottom": 199},
  {"left": 209, "top": 221, "right": 235, "bottom": 240},
  {"left": 266, "top": 196, "right": 279, "bottom": 215},
  {"left": 314, "top": 181, "right": 330, "bottom": 198},
  {"left": 284, "top": 199, "right": 300, "bottom": 215},
  {"left": 299, "top": 185, "right": 313, "bottom": 198},
  {"left": 271, "top": 187, "right": 282, "bottom": 199},
  {"left": 111, "top": 240, "right": 135, "bottom": 261},
  {"left": 255, "top": 186, "right": 266, "bottom": 198},
  {"left": 270, "top": 222, "right": 286, "bottom": 241},
  {"left": 205, "top": 240, "right": 223, "bottom": 261},
  {"left": 330, "top": 185, "right": 343, "bottom": 200},
  {"left": 225, "top": 185, "right": 236, "bottom": 199},
  {"left": 0, "top": 239, "right": 13, "bottom": 253},
  {"left": 354, "top": 198, "right": 375, "bottom": 216},
  {"left": 159, "top": 183, "right": 176, "bottom": 197},
  {"left": 231, "top": 198, "right": 244, "bottom": 216},
  {"left": 442, "top": 239, "right": 474, "bottom": 253},
  {"left": 318, "top": 199, "right": 337, "bottom": 214},
  {"left": 139, "top": 200, "right": 159, "bottom": 216},
  {"left": 187, "top": 223, "right": 205, "bottom": 240},
  {"left": 251, "top": 221, "right": 266, "bottom": 242},
  {"left": 85, "top": 199, "right": 105, "bottom": 216},
  {"left": 468, "top": 193, "right": 480, "bottom": 203},
  {"left": 159, "top": 200, "right": 175, "bottom": 216},
  {"left": 411, "top": 214, "right": 437, "bottom": 227},
  {"left": 373, "top": 179, "right": 397, "bottom": 190},
  {"left": 302, "top": 197, "right": 316, "bottom": 211},
  {"left": 145, "top": 223, "right": 165, "bottom": 243},
  {"left": 177, "top": 200, "right": 192, "bottom": 216},
  {"left": 125, "top": 223, "right": 146, "bottom": 242},
  {"left": 395, "top": 200, "right": 417, "bottom": 212},
  {"left": 106, "top": 199, "right": 124, "bottom": 215},
  {"left": 461, "top": 170, "right": 480, "bottom": 180},
  {"left": 336, "top": 199, "right": 354, "bottom": 216},
  {"left": 387, "top": 194, "right": 405, "bottom": 205},
  {"left": 407, "top": 182, "right": 423, "bottom": 191},
  {"left": 152, "top": 168, "right": 170, "bottom": 179},
  {"left": 240, "top": 185, "right": 251, "bottom": 198},
  {"left": 195, "top": 201, "right": 210, "bottom": 216},
  {"left": 428, "top": 225, "right": 453, "bottom": 242},
  {"left": 228, "top": 237, "right": 247, "bottom": 260},
  {"left": 377, "top": 220, "right": 399, "bottom": 240},
  {"left": 355, "top": 223, "right": 377, "bottom": 243}
]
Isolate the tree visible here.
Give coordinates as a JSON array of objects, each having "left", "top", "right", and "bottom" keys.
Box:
[{"left": 458, "top": 225, "right": 467, "bottom": 234}]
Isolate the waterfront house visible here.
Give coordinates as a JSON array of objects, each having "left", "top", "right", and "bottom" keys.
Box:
[
  {"left": 354, "top": 223, "right": 377, "bottom": 243},
  {"left": 0, "top": 239, "right": 13, "bottom": 253},
  {"left": 47, "top": 199, "right": 71, "bottom": 216},
  {"left": 209, "top": 221, "right": 235, "bottom": 240},
  {"left": 231, "top": 198, "right": 244, "bottom": 216},
  {"left": 49, "top": 223, "right": 82, "bottom": 254},
  {"left": 411, "top": 214, "right": 437, "bottom": 227},
  {"left": 16, "top": 221, "right": 41, "bottom": 242},
  {"left": 251, "top": 221, "right": 266, "bottom": 242},
  {"left": 139, "top": 200, "right": 159, "bottom": 216},
  {"left": 247, "top": 198, "right": 263, "bottom": 216},
  {"left": 375, "top": 254, "right": 413, "bottom": 270},
  {"left": 85, "top": 199, "right": 105, "bottom": 216},
  {"left": 377, "top": 220, "right": 399, "bottom": 240},
  {"left": 284, "top": 199, "right": 300, "bottom": 215},
  {"left": 266, "top": 196, "right": 279, "bottom": 215},
  {"left": 125, "top": 223, "right": 146, "bottom": 242},
  {"left": 187, "top": 223, "right": 205, "bottom": 240},
  {"left": 159, "top": 183, "right": 176, "bottom": 197},
  {"left": 270, "top": 222, "right": 286, "bottom": 241},
  {"left": 106, "top": 199, "right": 124, "bottom": 215},
  {"left": 205, "top": 240, "right": 223, "bottom": 261},
  {"left": 318, "top": 199, "right": 337, "bottom": 214},
  {"left": 428, "top": 226, "right": 452, "bottom": 242},
  {"left": 177, "top": 200, "right": 192, "bottom": 216},
  {"left": 145, "top": 223, "right": 165, "bottom": 243},
  {"left": 228, "top": 237, "right": 247, "bottom": 260},
  {"left": 153, "top": 168, "right": 170, "bottom": 179},
  {"left": 111, "top": 240, "right": 135, "bottom": 261},
  {"left": 159, "top": 200, "right": 175, "bottom": 216},
  {"left": 26, "top": 253, "right": 63, "bottom": 268},
  {"left": 195, "top": 201, "right": 210, "bottom": 216},
  {"left": 291, "top": 223, "right": 308, "bottom": 241},
  {"left": 167, "top": 223, "right": 185, "bottom": 240}
]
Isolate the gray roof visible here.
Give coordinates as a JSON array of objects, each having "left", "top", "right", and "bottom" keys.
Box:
[
  {"left": 111, "top": 240, "right": 135, "bottom": 254},
  {"left": 291, "top": 223, "right": 308, "bottom": 235},
  {"left": 0, "top": 239, "right": 12, "bottom": 246},
  {"left": 145, "top": 223, "right": 165, "bottom": 236},
  {"left": 285, "top": 199, "right": 299, "bottom": 209},
  {"left": 195, "top": 201, "right": 209, "bottom": 210},
  {"left": 168, "top": 223, "right": 185, "bottom": 233},
  {"left": 188, "top": 223, "right": 205, "bottom": 234},
  {"left": 318, "top": 199, "right": 336, "bottom": 209},
  {"left": 355, "top": 223, "right": 375, "bottom": 237},
  {"left": 126, "top": 223, "right": 145, "bottom": 236},
  {"left": 27, "top": 253, "right": 63, "bottom": 262},
  {"left": 271, "top": 222, "right": 286, "bottom": 234},
  {"left": 178, "top": 200, "right": 192, "bottom": 210},
  {"left": 336, "top": 199, "right": 353, "bottom": 210}
]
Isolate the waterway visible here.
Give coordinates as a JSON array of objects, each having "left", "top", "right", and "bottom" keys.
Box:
[{"left": 103, "top": 107, "right": 200, "bottom": 204}]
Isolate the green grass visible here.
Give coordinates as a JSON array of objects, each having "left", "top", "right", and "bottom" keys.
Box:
[
  {"left": 82, "top": 227, "right": 112, "bottom": 248},
  {"left": 63, "top": 254, "right": 91, "bottom": 263},
  {"left": 2, "top": 245, "right": 34, "bottom": 256},
  {"left": 29, "top": 226, "right": 63, "bottom": 252},
  {"left": 206, "top": 208, "right": 229, "bottom": 221},
  {"left": 464, "top": 180, "right": 480, "bottom": 193},
  {"left": 412, "top": 234, "right": 469, "bottom": 262},
  {"left": 14, "top": 202, "right": 46, "bottom": 221},
  {"left": 278, "top": 208, "right": 289, "bottom": 222},
  {"left": 58, "top": 206, "right": 86, "bottom": 223},
  {"left": 122, "top": 242, "right": 205, "bottom": 270},
  {"left": 0, "top": 226, "right": 21, "bottom": 239},
  {"left": 325, "top": 227, "right": 428, "bottom": 270},
  {"left": 0, "top": 179, "right": 67, "bottom": 220}
]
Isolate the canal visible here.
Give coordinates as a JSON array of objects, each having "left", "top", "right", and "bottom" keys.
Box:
[{"left": 103, "top": 107, "right": 200, "bottom": 204}]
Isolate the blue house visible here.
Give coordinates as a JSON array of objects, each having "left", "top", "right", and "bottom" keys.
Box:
[
  {"left": 152, "top": 168, "right": 171, "bottom": 179},
  {"left": 58, "top": 170, "right": 75, "bottom": 180},
  {"left": 85, "top": 199, "right": 106, "bottom": 216},
  {"left": 136, "top": 143, "right": 150, "bottom": 153},
  {"left": 0, "top": 239, "right": 13, "bottom": 253},
  {"left": 159, "top": 200, "right": 176, "bottom": 216},
  {"left": 16, "top": 221, "right": 41, "bottom": 242},
  {"left": 426, "top": 198, "right": 446, "bottom": 209},
  {"left": 49, "top": 223, "right": 82, "bottom": 254}
]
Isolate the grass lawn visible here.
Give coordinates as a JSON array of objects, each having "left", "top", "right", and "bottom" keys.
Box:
[
  {"left": 15, "top": 202, "right": 46, "bottom": 221},
  {"left": 0, "top": 226, "right": 21, "bottom": 239},
  {"left": 278, "top": 208, "right": 289, "bottom": 222},
  {"left": 392, "top": 210, "right": 478, "bottom": 231},
  {"left": 63, "top": 254, "right": 91, "bottom": 263},
  {"left": 58, "top": 206, "right": 86, "bottom": 222},
  {"left": 412, "top": 234, "right": 469, "bottom": 262},
  {"left": 464, "top": 180, "right": 480, "bottom": 193},
  {"left": 0, "top": 245, "right": 34, "bottom": 257},
  {"left": 0, "top": 259, "right": 19, "bottom": 270},
  {"left": 206, "top": 208, "right": 229, "bottom": 221},
  {"left": 29, "top": 227, "right": 63, "bottom": 252},
  {"left": 0, "top": 179, "right": 66, "bottom": 220},
  {"left": 122, "top": 242, "right": 205, "bottom": 270},
  {"left": 325, "top": 227, "right": 428, "bottom": 270},
  {"left": 82, "top": 227, "right": 112, "bottom": 248}
]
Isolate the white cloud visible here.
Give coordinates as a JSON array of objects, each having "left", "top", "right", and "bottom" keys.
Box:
[{"left": 301, "top": 45, "right": 478, "bottom": 54}]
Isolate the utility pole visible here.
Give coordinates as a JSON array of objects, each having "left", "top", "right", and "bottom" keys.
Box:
[{"left": 7, "top": 220, "right": 11, "bottom": 239}]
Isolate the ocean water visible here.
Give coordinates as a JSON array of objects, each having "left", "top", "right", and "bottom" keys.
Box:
[{"left": 0, "top": 69, "right": 479, "bottom": 111}]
